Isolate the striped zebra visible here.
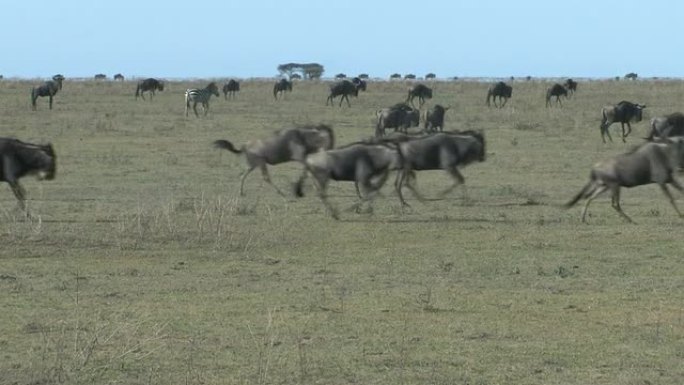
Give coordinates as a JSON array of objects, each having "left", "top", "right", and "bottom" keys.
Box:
[
  {"left": 185, "top": 82, "right": 220, "bottom": 117},
  {"left": 31, "top": 75, "right": 64, "bottom": 110}
]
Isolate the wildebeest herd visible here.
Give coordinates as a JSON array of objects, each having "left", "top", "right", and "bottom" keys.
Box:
[{"left": 7, "top": 74, "right": 684, "bottom": 224}]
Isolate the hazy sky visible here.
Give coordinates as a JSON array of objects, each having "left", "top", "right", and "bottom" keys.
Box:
[{"left": 4, "top": 1, "right": 681, "bottom": 79}]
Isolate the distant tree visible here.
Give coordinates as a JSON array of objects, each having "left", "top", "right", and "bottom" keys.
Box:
[
  {"left": 290, "top": 73, "right": 302, "bottom": 80},
  {"left": 277, "top": 62, "right": 325, "bottom": 80},
  {"left": 452, "top": 76, "right": 459, "bottom": 81},
  {"left": 357, "top": 73, "right": 369, "bottom": 79},
  {"left": 404, "top": 74, "right": 416, "bottom": 80},
  {"left": 425, "top": 73, "right": 436, "bottom": 80},
  {"left": 335, "top": 73, "right": 347, "bottom": 79},
  {"left": 390, "top": 73, "right": 401, "bottom": 80}
]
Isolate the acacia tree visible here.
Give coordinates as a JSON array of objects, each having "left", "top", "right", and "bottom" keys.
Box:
[{"left": 277, "top": 63, "right": 325, "bottom": 80}]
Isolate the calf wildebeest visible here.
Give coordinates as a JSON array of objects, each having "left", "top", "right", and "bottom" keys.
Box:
[
  {"left": 406, "top": 84, "right": 433, "bottom": 108},
  {"left": 565, "top": 137, "right": 684, "bottom": 223},
  {"left": 423, "top": 105, "right": 450, "bottom": 132},
  {"left": 564, "top": 78, "right": 578, "bottom": 96},
  {"left": 114, "top": 73, "right": 125, "bottom": 82},
  {"left": 375, "top": 103, "right": 420, "bottom": 137},
  {"left": 31, "top": 75, "right": 64, "bottom": 110},
  {"left": 545, "top": 83, "right": 568, "bottom": 107},
  {"left": 394, "top": 131, "right": 486, "bottom": 206},
  {"left": 0, "top": 138, "right": 56, "bottom": 213},
  {"left": 273, "top": 79, "right": 293, "bottom": 100},
  {"left": 293, "top": 141, "right": 403, "bottom": 219},
  {"left": 94, "top": 73, "right": 107, "bottom": 80},
  {"left": 599, "top": 101, "right": 646, "bottom": 143},
  {"left": 222, "top": 79, "right": 240, "bottom": 100},
  {"left": 326, "top": 80, "right": 361, "bottom": 107},
  {"left": 135, "top": 78, "right": 164, "bottom": 100},
  {"left": 185, "top": 82, "right": 220, "bottom": 117},
  {"left": 213, "top": 124, "right": 335, "bottom": 196},
  {"left": 647, "top": 112, "right": 684, "bottom": 140},
  {"left": 486, "top": 81, "right": 512, "bottom": 108}
]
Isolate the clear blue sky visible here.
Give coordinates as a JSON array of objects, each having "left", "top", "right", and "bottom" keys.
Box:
[{"left": 4, "top": 1, "right": 682, "bottom": 79}]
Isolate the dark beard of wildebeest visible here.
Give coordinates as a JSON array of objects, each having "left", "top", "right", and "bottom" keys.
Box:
[
  {"left": 273, "top": 79, "right": 293, "bottom": 100},
  {"left": 326, "top": 80, "right": 362, "bottom": 107},
  {"left": 293, "top": 141, "right": 403, "bottom": 220},
  {"left": 599, "top": 101, "right": 646, "bottom": 143},
  {"left": 0, "top": 138, "right": 56, "bottom": 213},
  {"left": 406, "top": 84, "right": 433, "bottom": 108},
  {"left": 394, "top": 130, "right": 486, "bottom": 207},
  {"left": 185, "top": 82, "right": 220, "bottom": 117},
  {"left": 647, "top": 112, "right": 684, "bottom": 140},
  {"left": 222, "top": 79, "right": 240, "bottom": 100},
  {"left": 423, "top": 105, "right": 450, "bottom": 132},
  {"left": 564, "top": 78, "right": 578, "bottom": 97},
  {"left": 564, "top": 137, "right": 684, "bottom": 223},
  {"left": 545, "top": 83, "right": 568, "bottom": 107},
  {"left": 135, "top": 78, "right": 164, "bottom": 100},
  {"left": 375, "top": 103, "right": 420, "bottom": 137},
  {"left": 485, "top": 82, "right": 513, "bottom": 108},
  {"left": 31, "top": 75, "right": 64, "bottom": 110},
  {"left": 213, "top": 124, "right": 335, "bottom": 196}
]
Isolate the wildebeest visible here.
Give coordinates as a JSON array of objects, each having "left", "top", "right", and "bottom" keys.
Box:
[
  {"left": 273, "top": 79, "right": 293, "bottom": 100},
  {"left": 599, "top": 101, "right": 646, "bottom": 143},
  {"left": 394, "top": 131, "right": 486, "bottom": 206},
  {"left": 185, "top": 82, "right": 220, "bottom": 117},
  {"left": 135, "top": 78, "right": 164, "bottom": 100},
  {"left": 94, "top": 73, "right": 107, "bottom": 80},
  {"left": 222, "top": 79, "right": 240, "bottom": 100},
  {"left": 545, "top": 83, "right": 568, "bottom": 107},
  {"left": 647, "top": 112, "right": 684, "bottom": 140},
  {"left": 423, "top": 105, "right": 450, "bottom": 132},
  {"left": 625, "top": 72, "right": 638, "bottom": 80},
  {"left": 293, "top": 141, "right": 403, "bottom": 219},
  {"left": 114, "top": 73, "right": 125, "bottom": 82},
  {"left": 213, "top": 124, "right": 335, "bottom": 196},
  {"left": 375, "top": 103, "right": 420, "bottom": 137},
  {"left": 326, "top": 80, "right": 361, "bottom": 107},
  {"left": 0, "top": 138, "right": 56, "bottom": 212},
  {"left": 564, "top": 78, "right": 578, "bottom": 96},
  {"left": 565, "top": 137, "right": 684, "bottom": 223},
  {"left": 486, "top": 81, "right": 512, "bottom": 108},
  {"left": 31, "top": 75, "right": 64, "bottom": 110},
  {"left": 406, "top": 84, "right": 433, "bottom": 108}
]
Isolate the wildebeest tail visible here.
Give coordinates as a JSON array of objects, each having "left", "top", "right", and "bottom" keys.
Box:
[
  {"left": 564, "top": 177, "right": 596, "bottom": 208},
  {"left": 213, "top": 140, "right": 242, "bottom": 154}
]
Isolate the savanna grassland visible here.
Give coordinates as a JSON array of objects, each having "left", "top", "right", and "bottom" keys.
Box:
[{"left": 2, "top": 77, "right": 684, "bottom": 385}]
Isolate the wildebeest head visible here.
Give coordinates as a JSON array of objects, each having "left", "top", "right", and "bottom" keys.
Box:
[
  {"left": 40, "top": 143, "right": 57, "bottom": 180},
  {"left": 157, "top": 81, "right": 165, "bottom": 91}
]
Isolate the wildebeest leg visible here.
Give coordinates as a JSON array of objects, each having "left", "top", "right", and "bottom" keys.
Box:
[
  {"left": 610, "top": 186, "right": 634, "bottom": 223},
  {"left": 440, "top": 166, "right": 466, "bottom": 199},
  {"left": 238, "top": 165, "right": 256, "bottom": 196},
  {"left": 500, "top": 97, "right": 508, "bottom": 108},
  {"left": 48, "top": 95, "right": 53, "bottom": 110},
  {"left": 259, "top": 163, "right": 286, "bottom": 197},
  {"left": 556, "top": 96, "right": 562, "bottom": 107},
  {"left": 602, "top": 124, "right": 613, "bottom": 144},
  {"left": 8, "top": 181, "right": 27, "bottom": 213},
  {"left": 580, "top": 184, "right": 608, "bottom": 223},
  {"left": 622, "top": 122, "right": 632, "bottom": 142},
  {"left": 659, "top": 184, "right": 684, "bottom": 218},
  {"left": 312, "top": 172, "right": 338, "bottom": 220},
  {"left": 343, "top": 94, "right": 351, "bottom": 108},
  {"left": 403, "top": 170, "right": 425, "bottom": 202}
]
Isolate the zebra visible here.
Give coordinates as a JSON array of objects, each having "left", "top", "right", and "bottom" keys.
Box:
[
  {"left": 31, "top": 75, "right": 64, "bottom": 110},
  {"left": 185, "top": 82, "right": 220, "bottom": 117}
]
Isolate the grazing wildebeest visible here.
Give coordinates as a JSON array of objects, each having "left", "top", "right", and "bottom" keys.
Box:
[
  {"left": 599, "top": 101, "right": 646, "bottom": 143},
  {"left": 406, "top": 84, "right": 433, "bottom": 108},
  {"left": 114, "top": 73, "right": 125, "bottom": 82},
  {"left": 135, "top": 78, "right": 164, "bottom": 100},
  {"left": 293, "top": 141, "right": 403, "bottom": 219},
  {"left": 394, "top": 131, "right": 486, "bottom": 206},
  {"left": 0, "top": 138, "right": 56, "bottom": 212},
  {"left": 564, "top": 78, "right": 578, "bottom": 96},
  {"left": 545, "top": 83, "right": 568, "bottom": 107},
  {"left": 94, "top": 74, "right": 107, "bottom": 80},
  {"left": 326, "top": 80, "right": 361, "bottom": 107},
  {"left": 647, "top": 112, "right": 684, "bottom": 140},
  {"left": 565, "top": 137, "right": 684, "bottom": 223},
  {"left": 423, "top": 105, "right": 450, "bottom": 132},
  {"left": 375, "top": 103, "right": 420, "bottom": 137},
  {"left": 31, "top": 75, "right": 64, "bottom": 110},
  {"left": 273, "top": 79, "right": 293, "bottom": 100},
  {"left": 352, "top": 77, "right": 367, "bottom": 91},
  {"left": 213, "top": 124, "right": 335, "bottom": 196},
  {"left": 185, "top": 82, "right": 220, "bottom": 117},
  {"left": 222, "top": 79, "right": 240, "bottom": 100},
  {"left": 486, "top": 81, "right": 512, "bottom": 108}
]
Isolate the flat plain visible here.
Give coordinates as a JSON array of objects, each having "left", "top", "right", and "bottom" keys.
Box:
[{"left": 2, "top": 77, "right": 684, "bottom": 385}]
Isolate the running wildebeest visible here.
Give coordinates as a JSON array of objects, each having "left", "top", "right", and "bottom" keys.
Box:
[
  {"left": 185, "top": 82, "right": 220, "bottom": 117},
  {"left": 375, "top": 103, "right": 420, "bottom": 137},
  {"left": 273, "top": 79, "right": 293, "bottom": 100},
  {"left": 406, "top": 84, "right": 433, "bottom": 108},
  {"left": 564, "top": 78, "right": 578, "bottom": 96},
  {"left": 599, "top": 101, "right": 646, "bottom": 143},
  {"left": 213, "top": 124, "right": 335, "bottom": 196},
  {"left": 565, "top": 137, "right": 684, "bottom": 223},
  {"left": 545, "top": 83, "right": 568, "bottom": 107},
  {"left": 94, "top": 74, "right": 107, "bottom": 80},
  {"left": 326, "top": 80, "right": 361, "bottom": 107},
  {"left": 135, "top": 78, "right": 164, "bottom": 100},
  {"left": 114, "top": 73, "right": 125, "bottom": 82},
  {"left": 647, "top": 112, "right": 684, "bottom": 140},
  {"left": 293, "top": 141, "right": 403, "bottom": 219},
  {"left": 394, "top": 131, "right": 486, "bottom": 206},
  {"left": 31, "top": 75, "right": 64, "bottom": 110},
  {"left": 486, "top": 81, "right": 512, "bottom": 108},
  {"left": 423, "top": 105, "right": 450, "bottom": 132},
  {"left": 0, "top": 138, "right": 56, "bottom": 213},
  {"left": 222, "top": 79, "right": 240, "bottom": 100}
]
